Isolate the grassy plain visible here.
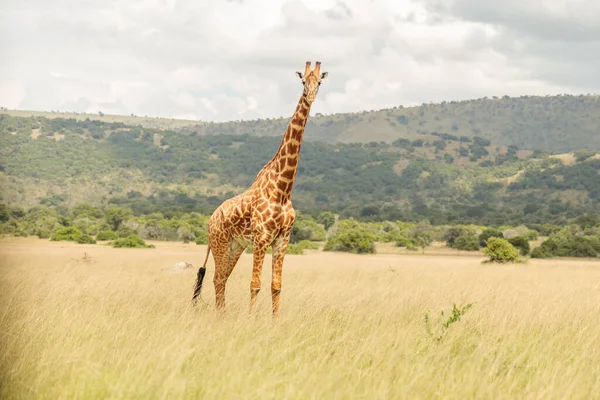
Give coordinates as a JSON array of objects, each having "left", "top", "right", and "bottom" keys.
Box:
[{"left": 1, "top": 238, "right": 600, "bottom": 399}]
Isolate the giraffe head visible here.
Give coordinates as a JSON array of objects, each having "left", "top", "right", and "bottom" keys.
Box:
[{"left": 296, "top": 61, "right": 328, "bottom": 103}]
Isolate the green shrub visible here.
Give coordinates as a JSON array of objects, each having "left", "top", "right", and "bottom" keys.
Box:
[
  {"left": 454, "top": 236, "right": 480, "bottom": 251},
  {"left": 112, "top": 234, "right": 154, "bottom": 248},
  {"left": 444, "top": 227, "right": 478, "bottom": 248},
  {"left": 396, "top": 237, "right": 419, "bottom": 251},
  {"left": 195, "top": 229, "right": 209, "bottom": 245},
  {"left": 324, "top": 230, "right": 376, "bottom": 254},
  {"left": 508, "top": 236, "right": 530, "bottom": 255},
  {"left": 97, "top": 230, "right": 118, "bottom": 241},
  {"left": 116, "top": 227, "right": 135, "bottom": 238},
  {"left": 296, "top": 240, "right": 319, "bottom": 250},
  {"left": 531, "top": 231, "right": 600, "bottom": 258},
  {"left": 286, "top": 244, "right": 304, "bottom": 255},
  {"left": 531, "top": 246, "right": 553, "bottom": 259},
  {"left": 75, "top": 234, "right": 97, "bottom": 244},
  {"left": 316, "top": 211, "right": 336, "bottom": 230},
  {"left": 479, "top": 228, "right": 503, "bottom": 247},
  {"left": 522, "top": 230, "right": 539, "bottom": 241},
  {"left": 444, "top": 227, "right": 465, "bottom": 248},
  {"left": 51, "top": 227, "right": 96, "bottom": 244},
  {"left": 483, "top": 237, "right": 519, "bottom": 263}
]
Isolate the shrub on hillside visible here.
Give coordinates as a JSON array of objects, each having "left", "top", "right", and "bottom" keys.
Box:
[
  {"left": 483, "top": 237, "right": 520, "bottom": 263},
  {"left": 324, "top": 230, "right": 376, "bottom": 254},
  {"left": 454, "top": 235, "right": 480, "bottom": 251},
  {"left": 51, "top": 227, "right": 96, "bottom": 244},
  {"left": 96, "top": 230, "right": 118, "bottom": 241},
  {"left": 508, "top": 236, "right": 531, "bottom": 255},
  {"left": 112, "top": 234, "right": 154, "bottom": 248},
  {"left": 479, "top": 228, "right": 503, "bottom": 247}
]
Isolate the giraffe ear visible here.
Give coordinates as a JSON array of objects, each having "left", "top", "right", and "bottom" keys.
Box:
[
  {"left": 296, "top": 72, "right": 303, "bottom": 79},
  {"left": 320, "top": 72, "right": 328, "bottom": 79}
]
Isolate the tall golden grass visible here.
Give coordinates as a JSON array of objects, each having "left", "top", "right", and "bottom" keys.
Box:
[{"left": 1, "top": 238, "right": 599, "bottom": 399}]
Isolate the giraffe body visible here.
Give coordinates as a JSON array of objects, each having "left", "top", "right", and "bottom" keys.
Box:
[{"left": 193, "top": 61, "right": 328, "bottom": 315}]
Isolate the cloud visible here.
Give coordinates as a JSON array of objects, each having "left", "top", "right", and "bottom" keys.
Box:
[{"left": 2, "top": 0, "right": 599, "bottom": 122}]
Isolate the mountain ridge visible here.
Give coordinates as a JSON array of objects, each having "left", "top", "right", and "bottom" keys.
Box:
[{"left": 3, "top": 93, "right": 600, "bottom": 152}]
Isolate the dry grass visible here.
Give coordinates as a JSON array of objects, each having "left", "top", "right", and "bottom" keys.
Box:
[{"left": 1, "top": 238, "right": 600, "bottom": 399}]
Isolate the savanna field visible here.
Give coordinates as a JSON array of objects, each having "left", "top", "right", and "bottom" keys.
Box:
[{"left": 1, "top": 238, "right": 599, "bottom": 399}]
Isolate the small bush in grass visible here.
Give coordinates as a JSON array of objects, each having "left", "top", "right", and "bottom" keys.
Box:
[
  {"left": 51, "top": 227, "right": 96, "bottom": 244},
  {"left": 454, "top": 235, "right": 480, "bottom": 251},
  {"left": 508, "top": 236, "right": 530, "bottom": 255},
  {"left": 324, "top": 230, "right": 376, "bottom": 254},
  {"left": 112, "top": 234, "right": 154, "bottom": 248},
  {"left": 96, "top": 230, "right": 118, "bottom": 241},
  {"left": 483, "top": 237, "right": 520, "bottom": 263}
]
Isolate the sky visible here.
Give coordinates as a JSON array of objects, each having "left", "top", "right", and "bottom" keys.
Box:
[{"left": 2, "top": 0, "right": 599, "bottom": 122}]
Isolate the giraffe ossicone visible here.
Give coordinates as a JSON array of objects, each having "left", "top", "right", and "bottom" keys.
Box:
[{"left": 192, "top": 61, "right": 328, "bottom": 315}]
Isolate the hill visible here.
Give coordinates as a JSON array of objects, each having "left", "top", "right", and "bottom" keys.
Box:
[
  {"left": 1, "top": 114, "right": 599, "bottom": 226},
  {"left": 3, "top": 93, "right": 600, "bottom": 152}
]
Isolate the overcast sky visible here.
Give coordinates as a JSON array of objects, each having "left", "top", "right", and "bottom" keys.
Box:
[{"left": 2, "top": 0, "right": 599, "bottom": 122}]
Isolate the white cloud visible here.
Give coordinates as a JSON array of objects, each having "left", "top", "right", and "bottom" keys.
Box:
[{"left": 1, "top": 0, "right": 599, "bottom": 122}]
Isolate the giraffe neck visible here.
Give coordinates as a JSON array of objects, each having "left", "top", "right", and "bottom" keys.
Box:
[{"left": 269, "top": 92, "right": 312, "bottom": 199}]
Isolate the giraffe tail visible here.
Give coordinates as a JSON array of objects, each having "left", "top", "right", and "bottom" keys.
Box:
[{"left": 192, "top": 245, "right": 210, "bottom": 305}]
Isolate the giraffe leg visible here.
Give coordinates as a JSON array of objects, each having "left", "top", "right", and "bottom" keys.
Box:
[
  {"left": 270, "top": 232, "right": 291, "bottom": 316},
  {"left": 213, "top": 239, "right": 245, "bottom": 312},
  {"left": 211, "top": 237, "right": 232, "bottom": 312},
  {"left": 250, "top": 234, "right": 270, "bottom": 315}
]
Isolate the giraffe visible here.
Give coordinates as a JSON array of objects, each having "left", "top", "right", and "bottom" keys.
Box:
[{"left": 192, "top": 61, "right": 328, "bottom": 315}]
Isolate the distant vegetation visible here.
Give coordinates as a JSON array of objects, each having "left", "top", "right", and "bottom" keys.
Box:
[
  {"left": 1, "top": 114, "right": 599, "bottom": 227},
  {"left": 1, "top": 203, "right": 598, "bottom": 259},
  {"left": 1, "top": 95, "right": 599, "bottom": 260},
  {"left": 5, "top": 93, "right": 600, "bottom": 151}
]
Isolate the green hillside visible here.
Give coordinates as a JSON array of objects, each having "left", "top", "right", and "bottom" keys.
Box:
[
  {"left": 4, "top": 93, "right": 600, "bottom": 152},
  {"left": 1, "top": 114, "right": 599, "bottom": 226}
]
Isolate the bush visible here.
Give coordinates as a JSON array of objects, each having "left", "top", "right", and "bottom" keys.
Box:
[
  {"left": 296, "top": 240, "right": 319, "bottom": 250},
  {"left": 508, "top": 236, "right": 530, "bottom": 255},
  {"left": 444, "top": 227, "right": 478, "bottom": 248},
  {"left": 112, "top": 234, "right": 154, "bottom": 248},
  {"left": 531, "top": 246, "right": 553, "bottom": 259},
  {"left": 454, "top": 236, "right": 480, "bottom": 251},
  {"left": 195, "top": 229, "right": 209, "bottom": 245},
  {"left": 316, "top": 211, "right": 336, "bottom": 230},
  {"left": 531, "top": 231, "right": 600, "bottom": 258},
  {"left": 483, "top": 237, "right": 519, "bottom": 263},
  {"left": 396, "top": 237, "right": 419, "bottom": 251},
  {"left": 116, "top": 227, "right": 135, "bottom": 238},
  {"left": 51, "top": 227, "right": 96, "bottom": 244},
  {"left": 479, "top": 228, "right": 503, "bottom": 247},
  {"left": 324, "top": 230, "right": 376, "bottom": 254},
  {"left": 97, "top": 230, "right": 118, "bottom": 241}
]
